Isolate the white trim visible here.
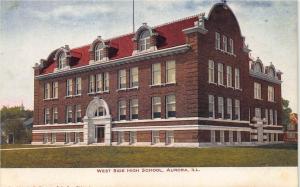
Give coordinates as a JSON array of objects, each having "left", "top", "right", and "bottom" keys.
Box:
[
  {"left": 32, "top": 128, "right": 84, "bottom": 134},
  {"left": 112, "top": 124, "right": 251, "bottom": 132},
  {"left": 113, "top": 117, "right": 250, "bottom": 124},
  {"left": 36, "top": 44, "right": 190, "bottom": 80},
  {"left": 33, "top": 122, "right": 85, "bottom": 128},
  {"left": 263, "top": 129, "right": 284, "bottom": 133}
]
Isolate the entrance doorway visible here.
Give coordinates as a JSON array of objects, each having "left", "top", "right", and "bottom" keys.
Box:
[{"left": 96, "top": 126, "right": 105, "bottom": 143}]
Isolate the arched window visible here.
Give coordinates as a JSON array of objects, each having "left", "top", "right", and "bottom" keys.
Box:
[
  {"left": 138, "top": 30, "right": 150, "bottom": 51},
  {"left": 95, "top": 43, "right": 104, "bottom": 61},
  {"left": 268, "top": 68, "right": 275, "bottom": 77},
  {"left": 58, "top": 52, "right": 66, "bottom": 69},
  {"left": 254, "top": 63, "right": 262, "bottom": 73},
  {"left": 94, "top": 106, "right": 106, "bottom": 117}
]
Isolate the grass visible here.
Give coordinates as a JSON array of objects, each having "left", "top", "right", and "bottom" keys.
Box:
[
  {"left": 0, "top": 144, "right": 297, "bottom": 168},
  {"left": 0, "top": 144, "right": 58, "bottom": 149}
]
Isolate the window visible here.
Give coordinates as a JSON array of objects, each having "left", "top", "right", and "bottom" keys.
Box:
[
  {"left": 65, "top": 132, "right": 71, "bottom": 144},
  {"left": 166, "top": 95, "right": 176, "bottom": 118},
  {"left": 152, "top": 131, "right": 160, "bottom": 144},
  {"left": 104, "top": 72, "right": 109, "bottom": 91},
  {"left": 95, "top": 107, "right": 106, "bottom": 117},
  {"left": 255, "top": 108, "right": 261, "bottom": 120},
  {"left": 211, "top": 130, "right": 216, "bottom": 143},
  {"left": 215, "top": 32, "right": 221, "bottom": 50},
  {"left": 130, "top": 99, "right": 138, "bottom": 120},
  {"left": 268, "top": 68, "right": 275, "bottom": 77},
  {"left": 218, "top": 97, "right": 224, "bottom": 118},
  {"left": 218, "top": 63, "right": 224, "bottom": 85},
  {"left": 208, "top": 60, "right": 215, "bottom": 83},
  {"left": 51, "top": 133, "right": 56, "bottom": 144},
  {"left": 117, "top": 131, "right": 125, "bottom": 144},
  {"left": 130, "top": 67, "right": 139, "bottom": 87},
  {"left": 44, "top": 83, "right": 50, "bottom": 99},
  {"left": 274, "top": 110, "right": 277, "bottom": 125},
  {"left": 58, "top": 52, "right": 66, "bottom": 69},
  {"left": 152, "top": 97, "right": 161, "bottom": 119},
  {"left": 52, "top": 107, "right": 58, "bottom": 124},
  {"left": 119, "top": 100, "right": 126, "bottom": 120},
  {"left": 129, "top": 131, "right": 137, "bottom": 144},
  {"left": 152, "top": 63, "right": 161, "bottom": 85},
  {"left": 66, "top": 79, "right": 73, "bottom": 96},
  {"left": 265, "top": 109, "right": 269, "bottom": 124},
  {"left": 223, "top": 35, "right": 227, "bottom": 52},
  {"left": 254, "top": 63, "right": 262, "bottom": 73},
  {"left": 44, "top": 108, "right": 50, "bottom": 124},
  {"left": 166, "top": 131, "right": 174, "bottom": 145},
  {"left": 75, "top": 77, "right": 81, "bottom": 95},
  {"left": 43, "top": 133, "right": 48, "bottom": 144},
  {"left": 268, "top": 86, "right": 275, "bottom": 102},
  {"left": 220, "top": 130, "right": 225, "bottom": 143},
  {"left": 229, "top": 38, "right": 234, "bottom": 54},
  {"left": 234, "top": 99, "right": 240, "bottom": 120},
  {"left": 66, "top": 106, "right": 73, "bottom": 123},
  {"left": 226, "top": 98, "right": 232, "bottom": 119},
  {"left": 226, "top": 66, "right": 232, "bottom": 87},
  {"left": 229, "top": 131, "right": 233, "bottom": 143},
  {"left": 254, "top": 82, "right": 261, "bottom": 99},
  {"left": 138, "top": 30, "right": 151, "bottom": 51},
  {"left": 75, "top": 105, "right": 81, "bottom": 122},
  {"left": 75, "top": 132, "right": 80, "bottom": 143},
  {"left": 52, "top": 82, "right": 58, "bottom": 98},
  {"left": 95, "top": 43, "right": 105, "bottom": 62},
  {"left": 166, "top": 60, "right": 176, "bottom": 83},
  {"left": 237, "top": 131, "right": 241, "bottom": 143},
  {"left": 208, "top": 95, "right": 215, "bottom": 118},
  {"left": 88, "top": 75, "right": 95, "bottom": 93},
  {"left": 269, "top": 109, "right": 273, "bottom": 125},
  {"left": 118, "top": 69, "right": 126, "bottom": 89},
  {"left": 235, "top": 68, "right": 240, "bottom": 89},
  {"left": 96, "top": 73, "right": 103, "bottom": 92}
]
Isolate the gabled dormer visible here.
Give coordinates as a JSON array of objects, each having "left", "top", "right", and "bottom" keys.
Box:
[
  {"left": 54, "top": 45, "right": 71, "bottom": 72},
  {"left": 89, "top": 36, "right": 109, "bottom": 64},
  {"left": 132, "top": 23, "right": 158, "bottom": 55},
  {"left": 249, "top": 57, "right": 282, "bottom": 84}
]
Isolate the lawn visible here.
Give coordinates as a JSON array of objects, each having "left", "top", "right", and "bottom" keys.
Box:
[
  {"left": 0, "top": 144, "right": 297, "bottom": 167},
  {"left": 0, "top": 144, "right": 58, "bottom": 149}
]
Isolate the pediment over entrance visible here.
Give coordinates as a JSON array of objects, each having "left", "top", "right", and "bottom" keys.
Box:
[{"left": 85, "top": 97, "right": 110, "bottom": 118}]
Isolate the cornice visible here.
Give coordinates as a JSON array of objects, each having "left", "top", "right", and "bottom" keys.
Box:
[{"left": 35, "top": 44, "right": 190, "bottom": 80}]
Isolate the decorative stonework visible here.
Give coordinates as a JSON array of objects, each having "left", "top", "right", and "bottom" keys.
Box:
[
  {"left": 182, "top": 13, "right": 208, "bottom": 34},
  {"left": 83, "top": 97, "right": 112, "bottom": 145}
]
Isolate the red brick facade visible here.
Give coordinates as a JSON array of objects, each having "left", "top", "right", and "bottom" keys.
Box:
[{"left": 32, "top": 3, "right": 283, "bottom": 147}]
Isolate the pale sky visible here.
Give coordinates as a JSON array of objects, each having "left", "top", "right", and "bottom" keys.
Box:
[{"left": 0, "top": 0, "right": 298, "bottom": 112}]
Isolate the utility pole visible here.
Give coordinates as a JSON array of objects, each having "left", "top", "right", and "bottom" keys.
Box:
[{"left": 133, "top": 0, "right": 135, "bottom": 33}]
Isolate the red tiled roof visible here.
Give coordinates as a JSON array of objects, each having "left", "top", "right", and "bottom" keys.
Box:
[{"left": 41, "top": 15, "right": 199, "bottom": 74}]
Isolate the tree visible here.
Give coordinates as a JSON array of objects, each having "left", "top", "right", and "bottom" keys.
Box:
[
  {"left": 282, "top": 98, "right": 292, "bottom": 131},
  {"left": 0, "top": 106, "right": 33, "bottom": 144}
]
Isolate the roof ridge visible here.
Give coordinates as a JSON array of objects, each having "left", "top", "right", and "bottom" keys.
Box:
[
  {"left": 71, "top": 13, "right": 202, "bottom": 49},
  {"left": 152, "top": 13, "right": 202, "bottom": 29}
]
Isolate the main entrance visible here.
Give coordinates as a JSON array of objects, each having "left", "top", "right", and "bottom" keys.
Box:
[
  {"left": 83, "top": 97, "right": 112, "bottom": 145},
  {"left": 96, "top": 126, "right": 105, "bottom": 143}
]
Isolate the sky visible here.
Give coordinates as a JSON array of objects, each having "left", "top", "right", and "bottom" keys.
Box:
[{"left": 0, "top": 0, "right": 298, "bottom": 112}]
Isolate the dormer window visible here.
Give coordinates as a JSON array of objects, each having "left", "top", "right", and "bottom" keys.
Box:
[
  {"left": 254, "top": 63, "right": 262, "bottom": 73},
  {"left": 268, "top": 68, "right": 275, "bottom": 77},
  {"left": 138, "top": 30, "right": 151, "bottom": 51},
  {"left": 58, "top": 52, "right": 66, "bottom": 69},
  {"left": 95, "top": 42, "right": 104, "bottom": 62}
]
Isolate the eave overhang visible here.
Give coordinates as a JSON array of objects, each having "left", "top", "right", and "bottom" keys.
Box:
[
  {"left": 249, "top": 70, "right": 282, "bottom": 84},
  {"left": 36, "top": 44, "right": 191, "bottom": 80}
]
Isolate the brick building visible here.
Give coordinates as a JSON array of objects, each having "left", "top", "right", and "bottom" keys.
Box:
[{"left": 32, "top": 2, "right": 284, "bottom": 146}]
